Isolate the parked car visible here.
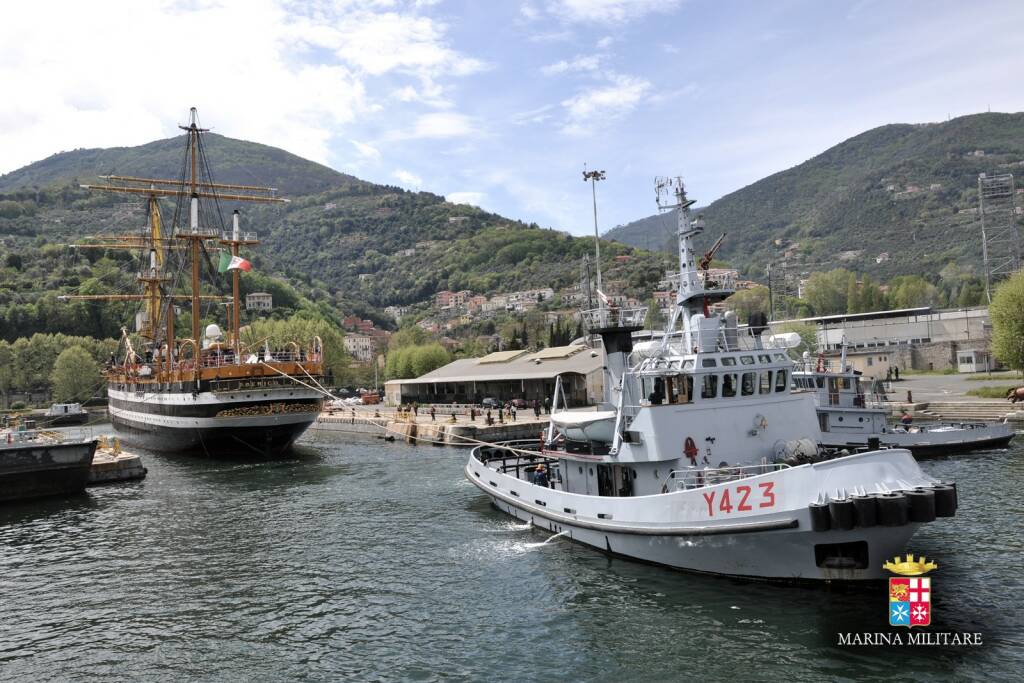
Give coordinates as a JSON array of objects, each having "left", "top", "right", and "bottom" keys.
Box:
[
  {"left": 511, "top": 398, "right": 529, "bottom": 408},
  {"left": 481, "top": 397, "right": 500, "bottom": 409}
]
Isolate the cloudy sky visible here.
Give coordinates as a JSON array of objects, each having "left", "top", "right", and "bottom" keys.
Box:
[{"left": 2, "top": 0, "right": 1024, "bottom": 234}]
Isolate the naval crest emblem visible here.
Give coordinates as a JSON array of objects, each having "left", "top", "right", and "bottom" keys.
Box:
[{"left": 885, "top": 555, "right": 936, "bottom": 628}]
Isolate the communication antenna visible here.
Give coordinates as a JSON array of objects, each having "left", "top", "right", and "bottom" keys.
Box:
[{"left": 654, "top": 176, "right": 696, "bottom": 215}]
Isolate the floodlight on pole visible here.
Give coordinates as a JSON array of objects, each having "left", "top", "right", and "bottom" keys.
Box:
[{"left": 582, "top": 165, "right": 606, "bottom": 304}]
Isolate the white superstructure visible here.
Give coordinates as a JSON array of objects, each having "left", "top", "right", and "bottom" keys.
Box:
[{"left": 465, "top": 176, "right": 958, "bottom": 581}]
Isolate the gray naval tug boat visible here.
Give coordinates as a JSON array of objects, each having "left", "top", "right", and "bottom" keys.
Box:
[
  {"left": 465, "top": 176, "right": 958, "bottom": 581},
  {"left": 794, "top": 350, "right": 1014, "bottom": 457}
]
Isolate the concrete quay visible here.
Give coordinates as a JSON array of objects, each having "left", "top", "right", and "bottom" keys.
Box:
[
  {"left": 88, "top": 447, "right": 147, "bottom": 485},
  {"left": 311, "top": 409, "right": 550, "bottom": 446}
]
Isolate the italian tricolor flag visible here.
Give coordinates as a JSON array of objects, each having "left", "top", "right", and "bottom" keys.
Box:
[{"left": 218, "top": 252, "right": 252, "bottom": 273}]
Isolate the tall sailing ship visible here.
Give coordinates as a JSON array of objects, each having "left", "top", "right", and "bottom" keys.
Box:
[{"left": 66, "top": 108, "right": 323, "bottom": 456}]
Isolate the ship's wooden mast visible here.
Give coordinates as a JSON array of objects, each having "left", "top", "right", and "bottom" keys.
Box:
[{"left": 70, "top": 107, "right": 287, "bottom": 367}]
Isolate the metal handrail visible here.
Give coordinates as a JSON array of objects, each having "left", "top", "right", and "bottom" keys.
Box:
[
  {"left": 581, "top": 306, "right": 647, "bottom": 330},
  {"left": 668, "top": 462, "right": 790, "bottom": 490}
]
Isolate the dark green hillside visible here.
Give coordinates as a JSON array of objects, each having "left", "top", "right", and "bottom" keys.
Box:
[
  {"left": 0, "top": 132, "right": 670, "bottom": 338},
  {"left": 0, "top": 133, "right": 362, "bottom": 197},
  {"left": 606, "top": 112, "right": 1024, "bottom": 280}
]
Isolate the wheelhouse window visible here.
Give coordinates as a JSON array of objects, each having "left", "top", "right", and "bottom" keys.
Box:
[
  {"left": 701, "top": 374, "right": 719, "bottom": 399},
  {"left": 759, "top": 371, "right": 773, "bottom": 395},
  {"left": 740, "top": 356, "right": 755, "bottom": 365},
  {"left": 701, "top": 358, "right": 717, "bottom": 368},
  {"left": 722, "top": 373, "right": 737, "bottom": 398},
  {"left": 722, "top": 357, "right": 736, "bottom": 366},
  {"left": 741, "top": 372, "right": 756, "bottom": 396},
  {"left": 775, "top": 369, "right": 788, "bottom": 392},
  {"left": 669, "top": 375, "right": 693, "bottom": 404}
]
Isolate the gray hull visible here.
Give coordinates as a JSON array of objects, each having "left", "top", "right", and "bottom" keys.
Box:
[{"left": 0, "top": 440, "right": 97, "bottom": 502}]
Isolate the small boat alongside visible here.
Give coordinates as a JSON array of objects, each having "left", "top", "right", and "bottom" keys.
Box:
[
  {"left": 465, "top": 176, "right": 958, "bottom": 582},
  {"left": 794, "top": 353, "right": 1014, "bottom": 456},
  {"left": 1, "top": 425, "right": 97, "bottom": 502},
  {"left": 42, "top": 402, "right": 90, "bottom": 426}
]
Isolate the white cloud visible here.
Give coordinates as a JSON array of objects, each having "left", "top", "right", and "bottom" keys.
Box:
[
  {"left": 316, "top": 10, "right": 487, "bottom": 77},
  {"left": 393, "top": 169, "right": 423, "bottom": 186},
  {"left": 560, "top": 74, "right": 651, "bottom": 135},
  {"left": 0, "top": 0, "right": 482, "bottom": 175},
  {"left": 547, "top": 0, "right": 682, "bottom": 24},
  {"left": 527, "top": 30, "right": 575, "bottom": 43},
  {"left": 596, "top": 36, "right": 614, "bottom": 49},
  {"left": 447, "top": 191, "right": 486, "bottom": 206},
  {"left": 351, "top": 140, "right": 381, "bottom": 161},
  {"left": 410, "top": 112, "right": 477, "bottom": 138},
  {"left": 520, "top": 2, "right": 540, "bottom": 21},
  {"left": 510, "top": 104, "right": 556, "bottom": 125},
  {"left": 541, "top": 54, "right": 602, "bottom": 76}
]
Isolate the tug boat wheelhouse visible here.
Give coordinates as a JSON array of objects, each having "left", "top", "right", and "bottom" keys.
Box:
[
  {"left": 66, "top": 109, "right": 323, "bottom": 456},
  {"left": 794, "top": 352, "right": 1014, "bottom": 456},
  {"left": 466, "top": 176, "right": 958, "bottom": 581}
]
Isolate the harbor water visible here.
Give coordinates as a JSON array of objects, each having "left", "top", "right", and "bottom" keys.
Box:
[{"left": 1, "top": 428, "right": 1021, "bottom": 681}]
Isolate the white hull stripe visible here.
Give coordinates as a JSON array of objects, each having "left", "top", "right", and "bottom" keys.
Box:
[
  {"left": 110, "top": 405, "right": 317, "bottom": 429},
  {"left": 108, "top": 387, "right": 322, "bottom": 406}
]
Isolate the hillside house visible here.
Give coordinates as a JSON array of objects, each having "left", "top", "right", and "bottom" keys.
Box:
[{"left": 245, "top": 292, "right": 273, "bottom": 311}]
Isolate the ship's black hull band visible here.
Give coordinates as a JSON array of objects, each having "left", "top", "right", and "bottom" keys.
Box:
[
  {"left": 108, "top": 396, "right": 320, "bottom": 418},
  {"left": 111, "top": 413, "right": 312, "bottom": 456}
]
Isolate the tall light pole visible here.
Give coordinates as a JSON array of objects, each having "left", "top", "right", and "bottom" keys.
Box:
[{"left": 582, "top": 165, "right": 606, "bottom": 302}]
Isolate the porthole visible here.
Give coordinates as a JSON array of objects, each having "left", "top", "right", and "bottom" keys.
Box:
[
  {"left": 838, "top": 416, "right": 844, "bottom": 422},
  {"left": 858, "top": 417, "right": 864, "bottom": 422},
  {"left": 654, "top": 469, "right": 660, "bottom": 479},
  {"left": 632, "top": 469, "right": 637, "bottom": 479},
  {"left": 579, "top": 466, "right": 583, "bottom": 474},
  {"left": 589, "top": 468, "right": 594, "bottom": 476}
]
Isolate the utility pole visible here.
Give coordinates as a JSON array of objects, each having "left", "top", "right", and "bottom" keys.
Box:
[{"left": 583, "top": 165, "right": 606, "bottom": 300}]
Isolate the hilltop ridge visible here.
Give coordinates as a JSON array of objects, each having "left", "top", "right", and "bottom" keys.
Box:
[{"left": 605, "top": 112, "right": 1024, "bottom": 280}]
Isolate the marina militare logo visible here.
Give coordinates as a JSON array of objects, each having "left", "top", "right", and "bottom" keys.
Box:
[{"left": 885, "top": 554, "right": 937, "bottom": 628}]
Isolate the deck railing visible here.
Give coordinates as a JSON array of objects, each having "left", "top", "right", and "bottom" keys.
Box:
[
  {"left": 667, "top": 462, "right": 790, "bottom": 490},
  {"left": 581, "top": 306, "right": 647, "bottom": 331}
]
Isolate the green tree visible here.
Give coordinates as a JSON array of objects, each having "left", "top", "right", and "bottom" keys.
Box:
[
  {"left": 725, "top": 286, "right": 770, "bottom": 319},
  {"left": 50, "top": 346, "right": 101, "bottom": 402},
  {"left": 803, "top": 269, "right": 854, "bottom": 315},
  {"left": 888, "top": 275, "right": 941, "bottom": 309},
  {"left": 244, "top": 315, "right": 349, "bottom": 381},
  {"left": 990, "top": 272, "right": 1024, "bottom": 370}
]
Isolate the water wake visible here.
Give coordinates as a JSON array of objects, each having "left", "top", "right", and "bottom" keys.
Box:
[{"left": 524, "top": 529, "right": 569, "bottom": 548}]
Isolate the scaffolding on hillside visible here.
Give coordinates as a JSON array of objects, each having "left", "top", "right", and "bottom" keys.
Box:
[{"left": 978, "top": 172, "right": 1021, "bottom": 302}]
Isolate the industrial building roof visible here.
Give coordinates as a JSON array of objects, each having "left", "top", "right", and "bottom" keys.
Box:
[{"left": 386, "top": 344, "right": 603, "bottom": 385}]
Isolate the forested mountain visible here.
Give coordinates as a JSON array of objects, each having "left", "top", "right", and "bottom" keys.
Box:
[
  {"left": 0, "top": 133, "right": 670, "bottom": 341},
  {"left": 606, "top": 112, "right": 1024, "bottom": 281}
]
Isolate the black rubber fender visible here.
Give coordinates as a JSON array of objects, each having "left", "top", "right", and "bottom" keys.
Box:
[
  {"left": 851, "top": 494, "right": 877, "bottom": 527},
  {"left": 828, "top": 499, "right": 855, "bottom": 531},
  {"left": 875, "top": 493, "right": 908, "bottom": 526},
  {"left": 932, "top": 484, "right": 958, "bottom": 517},
  {"left": 906, "top": 489, "right": 936, "bottom": 523},
  {"left": 809, "top": 502, "right": 831, "bottom": 531}
]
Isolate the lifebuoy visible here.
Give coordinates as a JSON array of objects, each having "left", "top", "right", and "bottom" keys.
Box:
[{"left": 684, "top": 436, "right": 699, "bottom": 465}]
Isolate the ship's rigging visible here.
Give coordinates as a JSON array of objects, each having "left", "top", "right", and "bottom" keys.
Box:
[{"left": 67, "top": 107, "right": 287, "bottom": 369}]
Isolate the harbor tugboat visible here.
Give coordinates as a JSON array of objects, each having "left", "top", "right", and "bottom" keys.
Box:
[{"left": 466, "top": 176, "right": 958, "bottom": 581}]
